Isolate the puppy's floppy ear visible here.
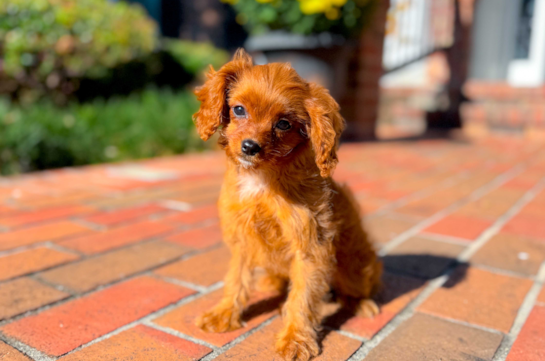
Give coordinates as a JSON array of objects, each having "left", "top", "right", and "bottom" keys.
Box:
[
  {"left": 305, "top": 83, "right": 346, "bottom": 178},
  {"left": 193, "top": 49, "right": 252, "bottom": 141}
]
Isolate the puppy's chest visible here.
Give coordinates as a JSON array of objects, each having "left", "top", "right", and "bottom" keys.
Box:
[
  {"left": 229, "top": 173, "right": 293, "bottom": 242},
  {"left": 236, "top": 172, "right": 274, "bottom": 200}
]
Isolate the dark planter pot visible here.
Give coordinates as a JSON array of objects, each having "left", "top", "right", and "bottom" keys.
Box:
[{"left": 244, "top": 31, "right": 356, "bottom": 102}]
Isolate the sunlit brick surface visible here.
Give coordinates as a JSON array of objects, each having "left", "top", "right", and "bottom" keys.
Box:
[{"left": 0, "top": 138, "right": 545, "bottom": 360}]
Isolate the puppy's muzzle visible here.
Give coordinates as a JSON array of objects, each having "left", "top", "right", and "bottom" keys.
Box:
[{"left": 241, "top": 139, "right": 261, "bottom": 156}]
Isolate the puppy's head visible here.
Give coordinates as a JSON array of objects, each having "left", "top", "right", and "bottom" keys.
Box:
[{"left": 193, "top": 49, "right": 345, "bottom": 177}]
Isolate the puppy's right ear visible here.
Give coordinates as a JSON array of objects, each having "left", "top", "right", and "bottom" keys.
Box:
[{"left": 193, "top": 49, "right": 252, "bottom": 141}]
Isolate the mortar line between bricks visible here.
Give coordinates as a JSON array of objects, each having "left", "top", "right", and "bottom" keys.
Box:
[
  {"left": 56, "top": 282, "right": 224, "bottom": 359},
  {"left": 0, "top": 237, "right": 220, "bottom": 289},
  {"left": 0, "top": 332, "right": 54, "bottom": 361},
  {"left": 142, "top": 321, "right": 220, "bottom": 352},
  {"left": 158, "top": 276, "right": 212, "bottom": 293},
  {"left": 0, "top": 273, "right": 149, "bottom": 328},
  {"left": 458, "top": 176, "right": 545, "bottom": 262},
  {"left": 378, "top": 163, "right": 527, "bottom": 256},
  {"left": 420, "top": 312, "right": 505, "bottom": 336},
  {"left": 199, "top": 316, "right": 279, "bottom": 361},
  {"left": 0, "top": 213, "right": 218, "bottom": 258},
  {"left": 0, "top": 242, "right": 62, "bottom": 258},
  {"left": 349, "top": 163, "right": 542, "bottom": 360},
  {"left": 492, "top": 261, "right": 545, "bottom": 361},
  {"left": 417, "top": 232, "right": 474, "bottom": 245},
  {"left": 470, "top": 263, "right": 536, "bottom": 281},
  {"left": 369, "top": 170, "right": 473, "bottom": 217}
]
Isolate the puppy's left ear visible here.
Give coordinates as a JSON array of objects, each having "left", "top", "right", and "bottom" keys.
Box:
[
  {"left": 305, "top": 83, "right": 346, "bottom": 178},
  {"left": 193, "top": 49, "right": 252, "bottom": 141}
]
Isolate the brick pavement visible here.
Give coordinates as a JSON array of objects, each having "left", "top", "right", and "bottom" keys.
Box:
[{"left": 1, "top": 138, "right": 545, "bottom": 360}]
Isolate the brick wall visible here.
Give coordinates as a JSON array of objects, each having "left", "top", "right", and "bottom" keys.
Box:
[
  {"left": 341, "top": 0, "right": 390, "bottom": 140},
  {"left": 462, "top": 81, "right": 545, "bottom": 139}
]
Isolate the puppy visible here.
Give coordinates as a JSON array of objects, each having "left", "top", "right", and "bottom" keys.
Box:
[{"left": 193, "top": 49, "right": 382, "bottom": 361}]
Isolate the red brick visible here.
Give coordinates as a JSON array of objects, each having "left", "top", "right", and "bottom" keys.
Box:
[
  {"left": 0, "top": 247, "right": 79, "bottom": 282},
  {"left": 363, "top": 214, "right": 418, "bottom": 245},
  {"left": 519, "top": 202, "right": 545, "bottom": 218},
  {"left": 506, "top": 305, "right": 545, "bottom": 361},
  {"left": 166, "top": 223, "right": 222, "bottom": 249},
  {"left": 423, "top": 214, "right": 493, "bottom": 241},
  {"left": 1, "top": 276, "right": 194, "bottom": 356},
  {"left": 0, "top": 341, "right": 30, "bottom": 361},
  {"left": 39, "top": 241, "right": 189, "bottom": 292},
  {"left": 364, "top": 313, "right": 503, "bottom": 360},
  {"left": 82, "top": 204, "right": 169, "bottom": 227},
  {"left": 538, "top": 287, "right": 545, "bottom": 305},
  {"left": 153, "top": 289, "right": 280, "bottom": 347},
  {"left": 457, "top": 188, "right": 525, "bottom": 220},
  {"left": 57, "top": 220, "right": 176, "bottom": 254},
  {"left": 160, "top": 204, "right": 218, "bottom": 226},
  {"left": 0, "top": 221, "right": 92, "bottom": 252},
  {"left": 503, "top": 213, "right": 545, "bottom": 241},
  {"left": 323, "top": 273, "right": 425, "bottom": 339},
  {"left": 471, "top": 233, "right": 545, "bottom": 276},
  {"left": 0, "top": 278, "right": 69, "bottom": 320},
  {"left": 0, "top": 205, "right": 94, "bottom": 228},
  {"left": 419, "top": 266, "right": 533, "bottom": 332},
  {"left": 155, "top": 246, "right": 230, "bottom": 287},
  {"left": 215, "top": 318, "right": 361, "bottom": 361},
  {"left": 396, "top": 199, "right": 446, "bottom": 217},
  {"left": 13, "top": 191, "right": 100, "bottom": 208},
  {"left": 59, "top": 325, "right": 211, "bottom": 361}
]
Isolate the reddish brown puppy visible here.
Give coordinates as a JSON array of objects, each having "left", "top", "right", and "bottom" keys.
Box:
[{"left": 193, "top": 49, "right": 382, "bottom": 361}]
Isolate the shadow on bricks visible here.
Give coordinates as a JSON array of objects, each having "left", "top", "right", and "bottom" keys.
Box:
[
  {"left": 382, "top": 254, "right": 468, "bottom": 281},
  {"left": 240, "top": 293, "right": 287, "bottom": 323},
  {"left": 320, "top": 255, "right": 468, "bottom": 344}
]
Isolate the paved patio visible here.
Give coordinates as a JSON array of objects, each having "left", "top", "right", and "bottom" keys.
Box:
[{"left": 0, "top": 137, "right": 544, "bottom": 360}]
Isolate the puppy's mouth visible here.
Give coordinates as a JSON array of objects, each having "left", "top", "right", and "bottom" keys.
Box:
[{"left": 237, "top": 157, "right": 256, "bottom": 169}]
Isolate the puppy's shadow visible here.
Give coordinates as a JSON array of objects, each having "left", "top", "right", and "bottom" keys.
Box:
[
  {"left": 319, "top": 254, "right": 469, "bottom": 345},
  {"left": 240, "top": 293, "right": 287, "bottom": 322}
]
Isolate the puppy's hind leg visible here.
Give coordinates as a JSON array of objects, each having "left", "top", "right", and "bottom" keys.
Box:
[
  {"left": 334, "top": 251, "right": 383, "bottom": 319},
  {"left": 196, "top": 247, "right": 251, "bottom": 333}
]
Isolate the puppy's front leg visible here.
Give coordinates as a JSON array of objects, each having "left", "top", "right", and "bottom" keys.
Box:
[
  {"left": 276, "top": 251, "right": 330, "bottom": 361},
  {"left": 196, "top": 247, "right": 251, "bottom": 333}
]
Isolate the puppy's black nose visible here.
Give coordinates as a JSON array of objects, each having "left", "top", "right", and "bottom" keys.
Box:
[{"left": 241, "top": 139, "right": 261, "bottom": 156}]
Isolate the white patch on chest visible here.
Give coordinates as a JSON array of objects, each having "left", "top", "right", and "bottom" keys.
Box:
[{"left": 237, "top": 172, "right": 269, "bottom": 200}]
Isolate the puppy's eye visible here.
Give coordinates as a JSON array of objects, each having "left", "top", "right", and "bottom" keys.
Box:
[
  {"left": 233, "top": 106, "right": 246, "bottom": 117},
  {"left": 276, "top": 120, "right": 291, "bottom": 130}
]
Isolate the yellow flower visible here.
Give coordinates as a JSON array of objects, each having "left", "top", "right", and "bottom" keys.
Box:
[
  {"left": 299, "top": 0, "right": 330, "bottom": 14},
  {"left": 331, "top": 0, "right": 348, "bottom": 6}
]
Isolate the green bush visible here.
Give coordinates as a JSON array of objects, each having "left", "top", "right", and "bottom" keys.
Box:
[
  {"left": 163, "top": 39, "right": 230, "bottom": 75},
  {"left": 0, "top": 0, "right": 158, "bottom": 103},
  {"left": 0, "top": 88, "right": 205, "bottom": 175},
  {"left": 226, "top": 0, "right": 378, "bottom": 37}
]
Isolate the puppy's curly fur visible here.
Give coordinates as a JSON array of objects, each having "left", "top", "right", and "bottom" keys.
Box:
[{"left": 193, "top": 49, "right": 382, "bottom": 361}]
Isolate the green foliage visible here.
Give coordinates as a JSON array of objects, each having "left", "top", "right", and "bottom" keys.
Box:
[
  {"left": 164, "top": 39, "right": 230, "bottom": 74},
  {"left": 0, "top": 0, "right": 158, "bottom": 103},
  {"left": 0, "top": 88, "right": 205, "bottom": 175},
  {"left": 227, "top": 0, "right": 378, "bottom": 37}
]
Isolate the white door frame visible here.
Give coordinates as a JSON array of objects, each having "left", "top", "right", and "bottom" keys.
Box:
[{"left": 507, "top": 0, "right": 545, "bottom": 87}]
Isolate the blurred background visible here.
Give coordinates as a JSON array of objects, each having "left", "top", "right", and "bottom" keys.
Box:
[{"left": 0, "top": 0, "right": 542, "bottom": 175}]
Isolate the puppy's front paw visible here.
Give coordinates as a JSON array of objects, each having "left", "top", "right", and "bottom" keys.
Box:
[
  {"left": 195, "top": 305, "right": 242, "bottom": 333},
  {"left": 355, "top": 299, "right": 380, "bottom": 318},
  {"left": 276, "top": 332, "right": 319, "bottom": 361}
]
